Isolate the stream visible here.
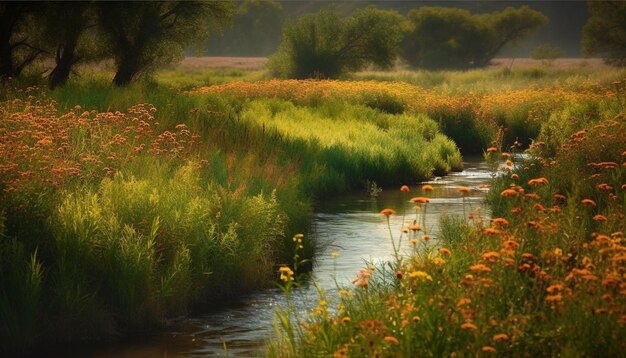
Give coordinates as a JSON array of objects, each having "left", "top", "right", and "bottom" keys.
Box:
[{"left": 72, "top": 157, "right": 493, "bottom": 357}]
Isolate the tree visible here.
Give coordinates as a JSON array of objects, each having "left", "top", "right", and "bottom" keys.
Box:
[
  {"left": 269, "top": 6, "right": 405, "bottom": 79},
  {"left": 97, "top": 1, "right": 235, "bottom": 86},
  {"left": 530, "top": 43, "right": 563, "bottom": 66},
  {"left": 42, "top": 2, "right": 97, "bottom": 89},
  {"left": 402, "top": 6, "right": 547, "bottom": 70},
  {"left": 582, "top": 1, "right": 626, "bottom": 66},
  {"left": 0, "top": 3, "right": 46, "bottom": 79},
  {"left": 208, "top": 0, "right": 285, "bottom": 56}
]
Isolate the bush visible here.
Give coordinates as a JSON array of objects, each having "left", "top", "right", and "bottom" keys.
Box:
[
  {"left": 403, "top": 6, "right": 547, "bottom": 70},
  {"left": 530, "top": 44, "right": 564, "bottom": 66},
  {"left": 268, "top": 6, "right": 405, "bottom": 79}
]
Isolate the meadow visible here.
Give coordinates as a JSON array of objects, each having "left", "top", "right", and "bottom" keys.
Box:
[
  {"left": 0, "top": 58, "right": 624, "bottom": 355},
  {"left": 264, "top": 66, "right": 626, "bottom": 355}
]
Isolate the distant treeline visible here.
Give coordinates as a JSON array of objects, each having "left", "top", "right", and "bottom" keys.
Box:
[
  {"left": 0, "top": 1, "right": 623, "bottom": 88},
  {"left": 206, "top": 0, "right": 590, "bottom": 58}
]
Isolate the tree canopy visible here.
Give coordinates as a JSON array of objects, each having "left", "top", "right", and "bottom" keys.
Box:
[
  {"left": 268, "top": 6, "right": 405, "bottom": 79},
  {"left": 0, "top": 3, "right": 45, "bottom": 79},
  {"left": 208, "top": 0, "right": 285, "bottom": 56},
  {"left": 402, "top": 6, "right": 547, "bottom": 70},
  {"left": 98, "top": 1, "right": 235, "bottom": 86},
  {"left": 582, "top": 1, "right": 626, "bottom": 66}
]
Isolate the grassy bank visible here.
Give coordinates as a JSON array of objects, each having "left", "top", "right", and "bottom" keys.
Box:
[
  {"left": 194, "top": 67, "right": 625, "bottom": 152},
  {"left": 267, "top": 77, "right": 626, "bottom": 355},
  {"left": 0, "top": 74, "right": 460, "bottom": 354}
]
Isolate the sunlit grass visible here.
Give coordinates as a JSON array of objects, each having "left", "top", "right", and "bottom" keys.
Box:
[{"left": 267, "top": 92, "right": 626, "bottom": 356}]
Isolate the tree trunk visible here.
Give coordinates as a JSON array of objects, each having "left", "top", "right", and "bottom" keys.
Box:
[
  {"left": 112, "top": 53, "right": 140, "bottom": 86},
  {"left": 49, "top": 37, "right": 78, "bottom": 89},
  {"left": 48, "top": 54, "right": 72, "bottom": 89},
  {"left": 0, "top": 44, "right": 13, "bottom": 78}
]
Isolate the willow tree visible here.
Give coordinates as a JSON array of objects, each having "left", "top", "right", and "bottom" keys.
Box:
[
  {"left": 0, "top": 3, "right": 45, "bottom": 79},
  {"left": 43, "top": 2, "right": 97, "bottom": 89},
  {"left": 269, "top": 6, "right": 405, "bottom": 79},
  {"left": 403, "top": 6, "right": 547, "bottom": 70},
  {"left": 98, "top": 1, "right": 235, "bottom": 86},
  {"left": 583, "top": 1, "right": 626, "bottom": 66}
]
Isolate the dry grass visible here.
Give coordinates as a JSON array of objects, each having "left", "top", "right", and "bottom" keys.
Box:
[
  {"left": 488, "top": 58, "right": 608, "bottom": 69},
  {"left": 179, "top": 56, "right": 269, "bottom": 70},
  {"left": 176, "top": 57, "right": 608, "bottom": 72}
]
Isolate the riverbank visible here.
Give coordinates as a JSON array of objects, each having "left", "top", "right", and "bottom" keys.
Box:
[
  {"left": 1, "top": 64, "right": 624, "bottom": 355},
  {"left": 267, "top": 82, "right": 626, "bottom": 356},
  {"left": 0, "top": 77, "right": 460, "bottom": 355}
]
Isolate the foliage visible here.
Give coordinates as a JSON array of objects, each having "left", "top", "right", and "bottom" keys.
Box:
[
  {"left": 268, "top": 6, "right": 405, "bottom": 79},
  {"left": 208, "top": 0, "right": 285, "bottom": 56},
  {"left": 402, "top": 6, "right": 547, "bottom": 69},
  {"left": 40, "top": 2, "right": 98, "bottom": 89},
  {"left": 530, "top": 43, "right": 564, "bottom": 65},
  {"left": 583, "top": 1, "right": 626, "bottom": 67},
  {"left": 0, "top": 3, "right": 46, "bottom": 79},
  {"left": 97, "top": 1, "right": 235, "bottom": 86},
  {"left": 195, "top": 76, "right": 621, "bottom": 152},
  {"left": 0, "top": 74, "right": 465, "bottom": 353}
]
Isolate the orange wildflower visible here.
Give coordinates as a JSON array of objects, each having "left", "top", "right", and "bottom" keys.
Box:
[
  {"left": 546, "top": 284, "right": 564, "bottom": 293},
  {"left": 484, "top": 227, "right": 502, "bottom": 236},
  {"left": 545, "top": 294, "right": 562, "bottom": 303},
  {"left": 456, "top": 297, "right": 471, "bottom": 307},
  {"left": 581, "top": 199, "right": 597, "bottom": 206},
  {"left": 486, "top": 147, "right": 498, "bottom": 153},
  {"left": 528, "top": 177, "right": 549, "bottom": 186},
  {"left": 493, "top": 334, "right": 509, "bottom": 342},
  {"left": 482, "top": 251, "right": 500, "bottom": 262},
  {"left": 457, "top": 186, "right": 471, "bottom": 194},
  {"left": 491, "top": 217, "right": 510, "bottom": 227},
  {"left": 400, "top": 185, "right": 410, "bottom": 192},
  {"left": 500, "top": 189, "right": 518, "bottom": 197},
  {"left": 502, "top": 240, "right": 520, "bottom": 250},
  {"left": 380, "top": 208, "right": 396, "bottom": 216},
  {"left": 439, "top": 247, "right": 452, "bottom": 256},
  {"left": 410, "top": 197, "right": 430, "bottom": 204},
  {"left": 461, "top": 321, "right": 478, "bottom": 330},
  {"left": 422, "top": 184, "right": 434, "bottom": 191},
  {"left": 524, "top": 193, "right": 540, "bottom": 200},
  {"left": 383, "top": 336, "right": 399, "bottom": 345},
  {"left": 469, "top": 264, "right": 491, "bottom": 273},
  {"left": 593, "top": 214, "right": 607, "bottom": 222},
  {"left": 482, "top": 346, "right": 496, "bottom": 353}
]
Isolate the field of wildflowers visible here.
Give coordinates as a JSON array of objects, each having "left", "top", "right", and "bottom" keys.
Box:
[
  {"left": 1, "top": 63, "right": 624, "bottom": 355},
  {"left": 267, "top": 77, "right": 626, "bottom": 356},
  {"left": 0, "top": 72, "right": 461, "bottom": 354},
  {"left": 195, "top": 71, "right": 625, "bottom": 153}
]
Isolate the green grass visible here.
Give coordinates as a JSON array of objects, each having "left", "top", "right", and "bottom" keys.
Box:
[
  {"left": 2, "top": 62, "right": 624, "bottom": 355},
  {"left": 0, "top": 71, "right": 462, "bottom": 354},
  {"left": 267, "top": 74, "right": 626, "bottom": 357}
]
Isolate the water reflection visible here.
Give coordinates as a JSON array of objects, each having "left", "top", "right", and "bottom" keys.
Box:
[{"left": 79, "top": 158, "right": 493, "bottom": 357}]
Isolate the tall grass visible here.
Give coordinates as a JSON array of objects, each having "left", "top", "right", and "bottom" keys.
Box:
[
  {"left": 0, "top": 72, "right": 462, "bottom": 353},
  {"left": 266, "top": 77, "right": 626, "bottom": 356}
]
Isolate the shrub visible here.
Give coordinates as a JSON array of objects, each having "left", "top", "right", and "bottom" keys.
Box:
[
  {"left": 268, "top": 6, "right": 405, "bottom": 79},
  {"left": 403, "top": 6, "right": 547, "bottom": 69}
]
